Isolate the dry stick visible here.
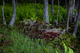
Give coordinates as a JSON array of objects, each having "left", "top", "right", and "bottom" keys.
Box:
[{"left": 2, "top": 0, "right": 6, "bottom": 25}]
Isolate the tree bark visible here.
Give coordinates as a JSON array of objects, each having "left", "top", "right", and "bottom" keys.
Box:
[
  {"left": 35, "top": 0, "right": 38, "bottom": 16},
  {"left": 72, "top": 0, "right": 75, "bottom": 16},
  {"left": 73, "top": 1, "right": 80, "bottom": 37},
  {"left": 51, "top": 0, "right": 54, "bottom": 15},
  {"left": 51, "top": 0, "right": 54, "bottom": 22},
  {"left": 9, "top": 0, "right": 16, "bottom": 26},
  {"left": 75, "top": 0, "right": 79, "bottom": 10},
  {"left": 66, "top": 0, "right": 75, "bottom": 32},
  {"left": 65, "top": 0, "right": 67, "bottom": 10},
  {"left": 56, "top": 0, "right": 59, "bottom": 25},
  {"left": 43, "top": 0, "right": 49, "bottom": 23},
  {"left": 2, "top": 0, "right": 6, "bottom": 25},
  {"left": 69, "top": 0, "right": 75, "bottom": 22},
  {"left": 66, "top": 7, "right": 71, "bottom": 32}
]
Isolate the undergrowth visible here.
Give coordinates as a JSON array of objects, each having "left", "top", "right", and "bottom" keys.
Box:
[
  {"left": 0, "top": 3, "right": 67, "bottom": 24},
  {"left": 0, "top": 27, "right": 74, "bottom": 53}
]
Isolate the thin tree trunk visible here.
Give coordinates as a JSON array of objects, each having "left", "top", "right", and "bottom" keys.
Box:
[
  {"left": 35, "top": 0, "right": 38, "bottom": 16},
  {"left": 9, "top": 0, "right": 16, "bottom": 26},
  {"left": 56, "top": 0, "right": 59, "bottom": 25},
  {"left": 51, "top": 0, "right": 54, "bottom": 15},
  {"left": 51, "top": 0, "right": 54, "bottom": 22},
  {"left": 65, "top": 0, "right": 68, "bottom": 22},
  {"left": 69, "top": 0, "right": 72, "bottom": 21},
  {"left": 43, "top": 0, "right": 49, "bottom": 23},
  {"left": 66, "top": 0, "right": 74, "bottom": 32},
  {"left": 2, "top": 0, "right": 6, "bottom": 25},
  {"left": 73, "top": 1, "right": 80, "bottom": 37},
  {"left": 69, "top": 0, "right": 75, "bottom": 22},
  {"left": 65, "top": 0, "right": 67, "bottom": 10},
  {"left": 75, "top": 0, "right": 79, "bottom": 10},
  {"left": 66, "top": 8, "right": 71, "bottom": 32},
  {"left": 72, "top": 0, "right": 75, "bottom": 17}
]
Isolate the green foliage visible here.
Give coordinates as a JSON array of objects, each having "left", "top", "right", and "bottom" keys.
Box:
[
  {"left": 0, "top": 3, "right": 67, "bottom": 25},
  {"left": 1, "top": 25, "right": 78, "bottom": 53},
  {"left": 79, "top": 21, "right": 80, "bottom": 26},
  {"left": 0, "top": 6, "right": 3, "bottom": 23},
  {"left": 60, "top": 34, "right": 76, "bottom": 47},
  {"left": 0, "top": 27, "right": 55, "bottom": 53},
  {"left": 62, "top": 42, "right": 74, "bottom": 53},
  {"left": 0, "top": 27, "right": 75, "bottom": 53},
  {"left": 49, "top": 5, "right": 67, "bottom": 23}
]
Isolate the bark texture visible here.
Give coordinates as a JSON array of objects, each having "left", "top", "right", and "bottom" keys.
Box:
[
  {"left": 65, "top": 0, "right": 67, "bottom": 10},
  {"left": 69, "top": 0, "right": 75, "bottom": 21},
  {"left": 51, "top": 0, "right": 54, "bottom": 22},
  {"left": 2, "top": 0, "right": 6, "bottom": 25},
  {"left": 73, "top": 1, "right": 80, "bottom": 37},
  {"left": 35, "top": 0, "right": 38, "bottom": 16},
  {"left": 66, "top": 8, "right": 71, "bottom": 32},
  {"left": 43, "top": 0, "right": 49, "bottom": 23},
  {"left": 66, "top": 0, "right": 75, "bottom": 32},
  {"left": 9, "top": 0, "right": 16, "bottom": 26},
  {"left": 51, "top": 0, "right": 54, "bottom": 15},
  {"left": 56, "top": 0, "right": 59, "bottom": 25}
]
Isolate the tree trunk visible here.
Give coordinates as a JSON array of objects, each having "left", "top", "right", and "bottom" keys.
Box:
[
  {"left": 72, "top": 0, "right": 75, "bottom": 16},
  {"left": 9, "top": 0, "right": 16, "bottom": 26},
  {"left": 43, "top": 0, "right": 49, "bottom": 23},
  {"left": 66, "top": 0, "right": 75, "bottom": 32},
  {"left": 73, "top": 1, "right": 80, "bottom": 37},
  {"left": 51, "top": 0, "right": 54, "bottom": 15},
  {"left": 35, "top": 0, "right": 38, "bottom": 16},
  {"left": 69, "top": 0, "right": 75, "bottom": 22},
  {"left": 51, "top": 0, "right": 54, "bottom": 22},
  {"left": 2, "top": 0, "right": 6, "bottom": 25},
  {"left": 56, "top": 0, "right": 59, "bottom": 25},
  {"left": 66, "top": 8, "right": 71, "bottom": 32},
  {"left": 75, "top": 0, "right": 79, "bottom": 10},
  {"left": 65, "top": 0, "right": 67, "bottom": 10}
]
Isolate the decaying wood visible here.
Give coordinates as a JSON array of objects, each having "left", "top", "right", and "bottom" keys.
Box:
[{"left": 23, "top": 19, "right": 65, "bottom": 40}]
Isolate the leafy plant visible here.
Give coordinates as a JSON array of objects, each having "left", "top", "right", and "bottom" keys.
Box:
[{"left": 62, "top": 42, "right": 74, "bottom": 53}]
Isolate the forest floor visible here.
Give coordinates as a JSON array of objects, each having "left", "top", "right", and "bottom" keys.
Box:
[{"left": 0, "top": 21, "right": 80, "bottom": 53}]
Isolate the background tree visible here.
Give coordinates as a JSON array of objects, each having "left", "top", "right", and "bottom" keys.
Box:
[
  {"left": 72, "top": 0, "right": 75, "bottom": 19},
  {"left": 66, "top": 0, "right": 74, "bottom": 32},
  {"left": 69, "top": 0, "right": 75, "bottom": 22},
  {"left": 73, "top": 0, "right": 80, "bottom": 37},
  {"left": 65, "top": 0, "right": 67, "bottom": 10},
  {"left": 9, "top": 0, "right": 16, "bottom": 26},
  {"left": 43, "top": 0, "right": 49, "bottom": 23},
  {"left": 2, "top": 0, "right": 6, "bottom": 25},
  {"left": 75, "top": 0, "right": 79, "bottom": 10},
  {"left": 35, "top": 0, "right": 38, "bottom": 16},
  {"left": 51, "top": 0, "right": 54, "bottom": 22},
  {"left": 56, "top": 0, "right": 59, "bottom": 25}
]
